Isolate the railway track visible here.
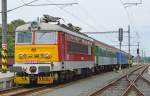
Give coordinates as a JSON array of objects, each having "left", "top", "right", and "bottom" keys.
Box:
[
  {"left": 0, "top": 85, "right": 48, "bottom": 96},
  {"left": 0, "top": 79, "right": 89, "bottom": 96},
  {"left": 0, "top": 65, "right": 147, "bottom": 96},
  {"left": 90, "top": 65, "right": 150, "bottom": 96},
  {"left": 0, "top": 75, "right": 93, "bottom": 96}
]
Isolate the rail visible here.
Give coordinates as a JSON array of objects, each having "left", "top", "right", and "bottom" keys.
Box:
[
  {"left": 0, "top": 86, "right": 48, "bottom": 96},
  {"left": 90, "top": 65, "right": 150, "bottom": 96}
]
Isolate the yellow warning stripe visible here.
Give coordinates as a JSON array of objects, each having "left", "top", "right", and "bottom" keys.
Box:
[
  {"left": 1, "top": 48, "right": 7, "bottom": 72},
  {"left": 2, "top": 58, "right": 7, "bottom": 64}
]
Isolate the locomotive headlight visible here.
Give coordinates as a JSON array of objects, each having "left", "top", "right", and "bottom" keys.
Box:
[
  {"left": 45, "top": 54, "right": 51, "bottom": 59},
  {"left": 30, "top": 21, "right": 40, "bottom": 30},
  {"left": 29, "top": 66, "right": 37, "bottom": 73}
]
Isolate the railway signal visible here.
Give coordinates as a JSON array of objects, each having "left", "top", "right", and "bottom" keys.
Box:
[
  {"left": 118, "top": 28, "right": 123, "bottom": 70},
  {"left": 118, "top": 28, "right": 123, "bottom": 42},
  {"left": 137, "top": 48, "right": 139, "bottom": 54}
]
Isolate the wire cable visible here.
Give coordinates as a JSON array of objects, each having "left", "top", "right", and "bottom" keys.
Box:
[
  {"left": 21, "top": 0, "right": 78, "bottom": 6},
  {"left": 123, "top": 0, "right": 140, "bottom": 41},
  {"left": 119, "top": 0, "right": 142, "bottom": 54},
  {"left": 77, "top": 4, "right": 108, "bottom": 31},
  {"left": 119, "top": 0, "right": 132, "bottom": 25},
  {"left": 0, "top": 0, "right": 39, "bottom": 13},
  {"left": 23, "top": 3, "right": 78, "bottom": 6},
  {"left": 45, "top": 0, "right": 98, "bottom": 31}
]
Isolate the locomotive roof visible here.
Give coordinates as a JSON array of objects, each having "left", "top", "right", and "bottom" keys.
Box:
[{"left": 16, "top": 22, "right": 93, "bottom": 41}]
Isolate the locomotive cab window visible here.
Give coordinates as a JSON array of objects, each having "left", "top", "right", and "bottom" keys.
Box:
[
  {"left": 16, "top": 32, "right": 32, "bottom": 44},
  {"left": 35, "top": 31, "right": 57, "bottom": 44}
]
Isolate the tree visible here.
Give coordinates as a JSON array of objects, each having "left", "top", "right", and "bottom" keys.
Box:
[
  {"left": 0, "top": 19, "right": 26, "bottom": 56},
  {"left": 8, "top": 19, "right": 25, "bottom": 33},
  {"left": 0, "top": 27, "right": 2, "bottom": 33},
  {"left": 0, "top": 19, "right": 25, "bottom": 33}
]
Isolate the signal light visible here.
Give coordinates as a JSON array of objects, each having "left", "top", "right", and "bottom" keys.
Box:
[
  {"left": 118, "top": 28, "right": 123, "bottom": 42},
  {"left": 137, "top": 48, "right": 139, "bottom": 54}
]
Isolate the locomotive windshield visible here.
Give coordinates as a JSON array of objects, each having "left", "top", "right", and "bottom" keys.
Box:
[
  {"left": 16, "top": 32, "right": 32, "bottom": 44},
  {"left": 16, "top": 31, "right": 57, "bottom": 44},
  {"left": 35, "top": 31, "right": 57, "bottom": 44}
]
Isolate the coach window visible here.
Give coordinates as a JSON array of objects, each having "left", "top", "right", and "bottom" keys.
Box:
[
  {"left": 68, "top": 42, "right": 88, "bottom": 54},
  {"left": 35, "top": 32, "right": 57, "bottom": 44},
  {"left": 16, "top": 32, "right": 32, "bottom": 44},
  {"left": 88, "top": 46, "right": 91, "bottom": 55}
]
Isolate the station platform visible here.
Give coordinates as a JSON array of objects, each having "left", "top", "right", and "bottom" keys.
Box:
[{"left": 0, "top": 71, "right": 14, "bottom": 90}]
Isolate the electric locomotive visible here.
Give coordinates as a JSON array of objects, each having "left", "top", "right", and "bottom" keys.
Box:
[{"left": 12, "top": 15, "right": 94, "bottom": 84}]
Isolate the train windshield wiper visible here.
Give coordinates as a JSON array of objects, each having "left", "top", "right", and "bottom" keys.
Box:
[{"left": 39, "top": 32, "right": 47, "bottom": 39}]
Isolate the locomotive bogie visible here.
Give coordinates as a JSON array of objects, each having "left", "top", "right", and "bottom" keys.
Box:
[
  {"left": 14, "top": 72, "right": 55, "bottom": 84},
  {"left": 14, "top": 75, "right": 30, "bottom": 84}
]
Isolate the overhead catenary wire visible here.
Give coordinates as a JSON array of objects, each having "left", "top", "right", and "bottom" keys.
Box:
[
  {"left": 0, "top": 0, "right": 39, "bottom": 13},
  {"left": 0, "top": 0, "right": 97, "bottom": 31},
  {"left": 119, "top": 0, "right": 143, "bottom": 56},
  {"left": 119, "top": 0, "right": 141, "bottom": 36},
  {"left": 77, "top": 4, "right": 108, "bottom": 31},
  {"left": 45, "top": 0, "right": 99, "bottom": 31},
  {"left": 123, "top": 0, "right": 142, "bottom": 7},
  {"left": 22, "top": 3, "right": 79, "bottom": 6},
  {"left": 119, "top": 0, "right": 132, "bottom": 25},
  {"left": 21, "top": 0, "right": 98, "bottom": 31},
  {"left": 119, "top": 0, "right": 140, "bottom": 41},
  {"left": 21, "top": 0, "right": 78, "bottom": 6}
]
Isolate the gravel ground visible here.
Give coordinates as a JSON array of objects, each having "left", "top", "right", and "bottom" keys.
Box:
[
  {"left": 134, "top": 66, "right": 150, "bottom": 96},
  {"left": 143, "top": 66, "right": 150, "bottom": 81},
  {"left": 135, "top": 76, "right": 150, "bottom": 96},
  {"left": 41, "top": 65, "right": 141, "bottom": 96}
]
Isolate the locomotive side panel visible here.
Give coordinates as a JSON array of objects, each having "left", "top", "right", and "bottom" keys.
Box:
[
  {"left": 60, "top": 33, "right": 94, "bottom": 70},
  {"left": 64, "top": 33, "right": 93, "bottom": 61}
]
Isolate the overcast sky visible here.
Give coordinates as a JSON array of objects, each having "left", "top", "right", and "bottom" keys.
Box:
[{"left": 0, "top": 0, "right": 150, "bottom": 56}]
